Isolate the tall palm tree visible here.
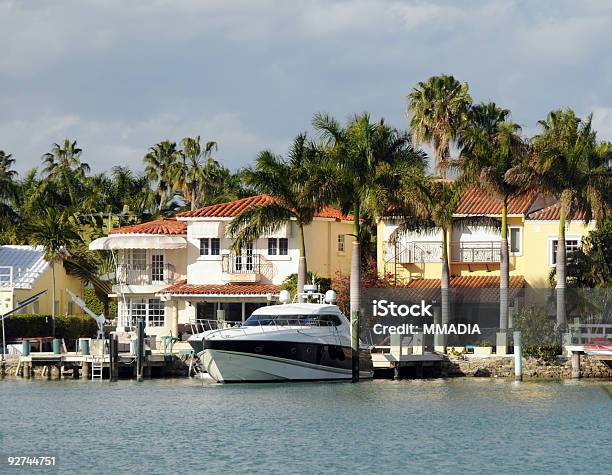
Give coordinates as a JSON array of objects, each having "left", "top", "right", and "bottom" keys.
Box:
[
  {"left": 508, "top": 109, "right": 611, "bottom": 328},
  {"left": 227, "top": 134, "right": 326, "bottom": 295},
  {"left": 392, "top": 178, "right": 498, "bottom": 340},
  {"left": 174, "top": 136, "right": 218, "bottom": 210},
  {"left": 27, "top": 208, "right": 80, "bottom": 336},
  {"left": 42, "top": 139, "right": 90, "bottom": 206},
  {"left": 407, "top": 75, "right": 472, "bottom": 178},
  {"left": 0, "top": 150, "right": 17, "bottom": 214},
  {"left": 144, "top": 140, "right": 182, "bottom": 210},
  {"left": 314, "top": 112, "right": 427, "bottom": 379},
  {"left": 456, "top": 103, "right": 527, "bottom": 332}
]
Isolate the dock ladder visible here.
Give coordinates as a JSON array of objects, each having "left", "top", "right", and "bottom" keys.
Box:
[{"left": 91, "top": 356, "right": 104, "bottom": 380}]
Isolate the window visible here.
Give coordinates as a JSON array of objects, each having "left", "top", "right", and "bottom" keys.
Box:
[
  {"left": 129, "top": 249, "right": 147, "bottom": 268},
  {"left": 200, "top": 238, "right": 220, "bottom": 256},
  {"left": 148, "top": 299, "right": 165, "bottom": 327},
  {"left": 268, "top": 238, "right": 278, "bottom": 255},
  {"left": 267, "top": 238, "right": 288, "bottom": 256},
  {"left": 509, "top": 227, "right": 522, "bottom": 254},
  {"left": 550, "top": 239, "right": 580, "bottom": 265},
  {"left": 337, "top": 234, "right": 345, "bottom": 252},
  {"left": 279, "top": 238, "right": 288, "bottom": 255},
  {"left": 123, "top": 298, "right": 165, "bottom": 327},
  {"left": 196, "top": 302, "right": 215, "bottom": 320},
  {"left": 151, "top": 254, "right": 165, "bottom": 282},
  {"left": 67, "top": 302, "right": 75, "bottom": 315}
]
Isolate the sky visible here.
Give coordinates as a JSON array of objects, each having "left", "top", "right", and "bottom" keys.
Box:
[{"left": 2, "top": 0, "right": 612, "bottom": 175}]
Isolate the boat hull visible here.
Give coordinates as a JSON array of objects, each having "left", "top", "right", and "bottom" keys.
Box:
[{"left": 202, "top": 340, "right": 373, "bottom": 383}]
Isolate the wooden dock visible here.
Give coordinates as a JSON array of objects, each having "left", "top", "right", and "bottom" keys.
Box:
[{"left": 14, "top": 339, "right": 194, "bottom": 380}]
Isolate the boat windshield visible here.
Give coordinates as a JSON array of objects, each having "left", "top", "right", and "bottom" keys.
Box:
[{"left": 244, "top": 314, "right": 342, "bottom": 327}]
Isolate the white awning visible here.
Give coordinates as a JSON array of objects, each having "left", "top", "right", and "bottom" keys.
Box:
[
  {"left": 190, "top": 221, "right": 224, "bottom": 238},
  {"left": 89, "top": 235, "right": 187, "bottom": 250}
]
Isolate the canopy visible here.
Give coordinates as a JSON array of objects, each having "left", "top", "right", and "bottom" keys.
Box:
[{"left": 89, "top": 235, "right": 187, "bottom": 250}]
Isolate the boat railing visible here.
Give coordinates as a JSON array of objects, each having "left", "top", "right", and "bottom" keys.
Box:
[
  {"left": 213, "top": 316, "right": 343, "bottom": 339},
  {"left": 189, "top": 319, "right": 239, "bottom": 335}
]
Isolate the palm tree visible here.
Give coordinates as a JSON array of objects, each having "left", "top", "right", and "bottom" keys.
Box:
[
  {"left": 227, "top": 134, "right": 326, "bottom": 295},
  {"left": 27, "top": 208, "right": 80, "bottom": 336},
  {"left": 456, "top": 103, "right": 527, "bottom": 333},
  {"left": 314, "top": 112, "right": 427, "bottom": 379},
  {"left": 174, "top": 136, "right": 218, "bottom": 210},
  {"left": 42, "top": 139, "right": 90, "bottom": 205},
  {"left": 144, "top": 140, "right": 182, "bottom": 210},
  {"left": 407, "top": 75, "right": 472, "bottom": 178},
  {"left": 0, "top": 150, "right": 17, "bottom": 221},
  {"left": 508, "top": 109, "right": 611, "bottom": 328},
  {"left": 392, "top": 178, "right": 499, "bottom": 341}
]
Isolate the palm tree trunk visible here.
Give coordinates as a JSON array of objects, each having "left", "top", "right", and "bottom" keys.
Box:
[
  {"left": 51, "top": 261, "right": 56, "bottom": 337},
  {"left": 556, "top": 205, "right": 567, "bottom": 329},
  {"left": 441, "top": 227, "right": 450, "bottom": 348},
  {"left": 499, "top": 198, "right": 509, "bottom": 330},
  {"left": 297, "top": 222, "right": 307, "bottom": 302},
  {"left": 350, "top": 202, "right": 361, "bottom": 382}
]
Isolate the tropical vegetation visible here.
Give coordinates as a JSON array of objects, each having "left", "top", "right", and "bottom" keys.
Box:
[{"left": 1, "top": 74, "right": 611, "bottom": 336}]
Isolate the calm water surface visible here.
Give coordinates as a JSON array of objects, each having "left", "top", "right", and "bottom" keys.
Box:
[{"left": 0, "top": 377, "right": 610, "bottom": 474}]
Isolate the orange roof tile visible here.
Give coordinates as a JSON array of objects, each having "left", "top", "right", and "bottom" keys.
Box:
[
  {"left": 177, "top": 194, "right": 353, "bottom": 221},
  {"left": 109, "top": 217, "right": 186, "bottom": 235},
  {"left": 526, "top": 203, "right": 587, "bottom": 221},
  {"left": 159, "top": 280, "right": 280, "bottom": 296},
  {"left": 407, "top": 275, "right": 525, "bottom": 289},
  {"left": 455, "top": 187, "right": 538, "bottom": 215}
]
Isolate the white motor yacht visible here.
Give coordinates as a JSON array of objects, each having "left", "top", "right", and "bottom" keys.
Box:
[{"left": 190, "top": 288, "right": 373, "bottom": 383}]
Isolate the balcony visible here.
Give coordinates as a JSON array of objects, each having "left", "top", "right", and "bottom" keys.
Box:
[
  {"left": 221, "top": 254, "right": 273, "bottom": 283},
  {"left": 115, "top": 263, "right": 178, "bottom": 286},
  {"left": 451, "top": 241, "right": 501, "bottom": 263},
  {"left": 384, "top": 241, "right": 443, "bottom": 264}
]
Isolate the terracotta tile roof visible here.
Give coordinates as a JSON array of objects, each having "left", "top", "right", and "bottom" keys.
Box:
[
  {"left": 159, "top": 279, "right": 281, "bottom": 296},
  {"left": 455, "top": 187, "right": 538, "bottom": 215},
  {"left": 177, "top": 194, "right": 353, "bottom": 221},
  {"left": 407, "top": 275, "right": 525, "bottom": 289},
  {"left": 403, "top": 275, "right": 526, "bottom": 302},
  {"left": 109, "top": 217, "right": 186, "bottom": 235},
  {"left": 526, "top": 203, "right": 587, "bottom": 221}
]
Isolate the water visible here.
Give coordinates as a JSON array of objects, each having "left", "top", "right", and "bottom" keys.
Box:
[{"left": 0, "top": 378, "right": 610, "bottom": 474}]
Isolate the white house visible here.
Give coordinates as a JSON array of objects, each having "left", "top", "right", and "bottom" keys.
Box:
[{"left": 90, "top": 195, "right": 355, "bottom": 339}]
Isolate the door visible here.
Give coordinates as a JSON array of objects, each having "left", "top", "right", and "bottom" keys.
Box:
[
  {"left": 235, "top": 243, "right": 253, "bottom": 272},
  {"left": 151, "top": 253, "right": 165, "bottom": 283}
]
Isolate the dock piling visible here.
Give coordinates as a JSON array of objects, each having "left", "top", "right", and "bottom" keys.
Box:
[
  {"left": 513, "top": 330, "right": 522, "bottom": 381},
  {"left": 571, "top": 352, "right": 581, "bottom": 379},
  {"left": 136, "top": 319, "right": 145, "bottom": 382}
]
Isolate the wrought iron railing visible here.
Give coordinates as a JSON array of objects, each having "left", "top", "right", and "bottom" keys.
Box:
[
  {"left": 451, "top": 241, "right": 501, "bottom": 263},
  {"left": 116, "top": 263, "right": 178, "bottom": 285},
  {"left": 221, "top": 253, "right": 262, "bottom": 274},
  {"left": 385, "top": 241, "right": 443, "bottom": 264}
]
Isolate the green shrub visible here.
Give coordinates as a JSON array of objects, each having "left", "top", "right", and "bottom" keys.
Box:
[
  {"left": 3, "top": 314, "right": 98, "bottom": 342},
  {"left": 84, "top": 287, "right": 117, "bottom": 318},
  {"left": 512, "top": 306, "right": 556, "bottom": 346},
  {"left": 522, "top": 344, "right": 562, "bottom": 360}
]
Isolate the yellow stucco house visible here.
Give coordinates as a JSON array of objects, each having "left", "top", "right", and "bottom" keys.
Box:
[
  {"left": 0, "top": 245, "right": 85, "bottom": 316},
  {"left": 377, "top": 186, "right": 595, "bottom": 292}
]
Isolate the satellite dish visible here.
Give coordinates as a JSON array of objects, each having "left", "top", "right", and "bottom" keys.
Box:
[
  {"left": 324, "top": 290, "right": 337, "bottom": 304},
  {"left": 279, "top": 290, "right": 291, "bottom": 304}
]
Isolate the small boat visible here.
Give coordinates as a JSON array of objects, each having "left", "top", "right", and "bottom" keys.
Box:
[
  {"left": 583, "top": 338, "right": 612, "bottom": 357},
  {"left": 192, "top": 288, "right": 373, "bottom": 383}
]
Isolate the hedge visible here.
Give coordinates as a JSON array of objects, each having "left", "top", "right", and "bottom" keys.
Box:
[{"left": 3, "top": 314, "right": 98, "bottom": 342}]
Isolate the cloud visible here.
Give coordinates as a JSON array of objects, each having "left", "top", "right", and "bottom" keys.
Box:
[
  {"left": 591, "top": 107, "right": 612, "bottom": 142},
  {"left": 1, "top": 111, "right": 287, "bottom": 174}
]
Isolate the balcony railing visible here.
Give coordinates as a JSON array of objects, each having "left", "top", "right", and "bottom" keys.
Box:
[
  {"left": 116, "top": 263, "right": 178, "bottom": 286},
  {"left": 385, "top": 241, "right": 443, "bottom": 264},
  {"left": 221, "top": 254, "right": 274, "bottom": 282},
  {"left": 451, "top": 241, "right": 501, "bottom": 263}
]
